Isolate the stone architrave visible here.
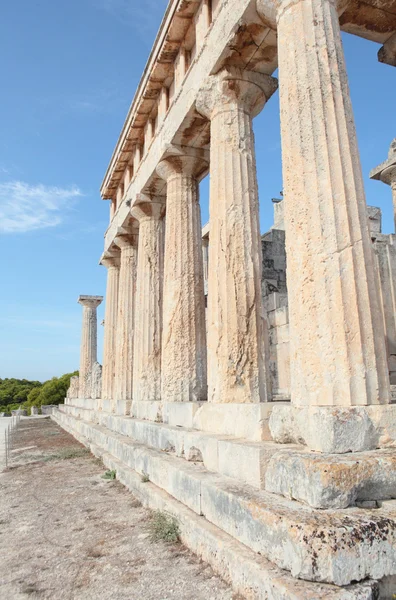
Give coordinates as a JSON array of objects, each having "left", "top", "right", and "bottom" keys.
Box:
[
  {"left": 131, "top": 196, "right": 165, "bottom": 402},
  {"left": 77, "top": 295, "right": 103, "bottom": 399},
  {"left": 113, "top": 232, "right": 138, "bottom": 414},
  {"left": 268, "top": 0, "right": 391, "bottom": 451},
  {"left": 370, "top": 138, "right": 396, "bottom": 232},
  {"left": 100, "top": 254, "right": 120, "bottom": 404},
  {"left": 196, "top": 67, "right": 277, "bottom": 404},
  {"left": 156, "top": 147, "right": 208, "bottom": 403}
]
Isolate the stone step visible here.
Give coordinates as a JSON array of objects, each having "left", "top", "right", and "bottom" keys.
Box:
[
  {"left": 60, "top": 403, "right": 290, "bottom": 489},
  {"left": 53, "top": 409, "right": 396, "bottom": 587},
  {"left": 59, "top": 404, "right": 396, "bottom": 510},
  {"left": 52, "top": 409, "right": 389, "bottom": 600}
]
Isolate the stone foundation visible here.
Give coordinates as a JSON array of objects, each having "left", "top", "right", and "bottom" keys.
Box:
[{"left": 53, "top": 405, "right": 396, "bottom": 597}]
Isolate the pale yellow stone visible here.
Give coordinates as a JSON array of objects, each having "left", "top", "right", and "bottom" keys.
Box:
[
  {"left": 131, "top": 197, "right": 165, "bottom": 402},
  {"left": 100, "top": 255, "right": 120, "bottom": 404},
  {"left": 157, "top": 147, "right": 208, "bottom": 403},
  {"left": 275, "top": 0, "right": 390, "bottom": 407},
  {"left": 196, "top": 67, "right": 277, "bottom": 404},
  {"left": 113, "top": 233, "right": 138, "bottom": 414}
]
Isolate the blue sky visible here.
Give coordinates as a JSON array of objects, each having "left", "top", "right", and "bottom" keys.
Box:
[{"left": 0, "top": 0, "right": 394, "bottom": 381}]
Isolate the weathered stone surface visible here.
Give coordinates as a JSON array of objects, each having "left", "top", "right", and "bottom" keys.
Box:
[
  {"left": 113, "top": 233, "right": 138, "bottom": 414},
  {"left": 100, "top": 255, "right": 120, "bottom": 403},
  {"left": 269, "top": 404, "right": 396, "bottom": 453},
  {"left": 54, "top": 408, "right": 386, "bottom": 600},
  {"left": 265, "top": 447, "right": 396, "bottom": 509},
  {"left": 196, "top": 67, "right": 277, "bottom": 404},
  {"left": 53, "top": 408, "right": 396, "bottom": 587},
  {"left": 66, "top": 376, "right": 79, "bottom": 400},
  {"left": 77, "top": 296, "right": 103, "bottom": 399},
  {"left": 157, "top": 147, "right": 207, "bottom": 403},
  {"left": 276, "top": 0, "right": 391, "bottom": 410},
  {"left": 131, "top": 197, "right": 165, "bottom": 403}
]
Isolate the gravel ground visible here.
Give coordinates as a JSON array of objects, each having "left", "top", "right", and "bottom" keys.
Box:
[{"left": 0, "top": 418, "right": 236, "bottom": 600}]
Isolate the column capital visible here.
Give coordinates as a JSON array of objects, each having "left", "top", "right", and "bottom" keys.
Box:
[
  {"left": 370, "top": 138, "right": 396, "bottom": 186},
  {"left": 114, "top": 233, "right": 139, "bottom": 250},
  {"left": 78, "top": 295, "right": 103, "bottom": 309},
  {"left": 100, "top": 256, "right": 120, "bottom": 269},
  {"left": 156, "top": 145, "right": 209, "bottom": 182},
  {"left": 196, "top": 67, "right": 278, "bottom": 120},
  {"left": 131, "top": 194, "right": 166, "bottom": 223}
]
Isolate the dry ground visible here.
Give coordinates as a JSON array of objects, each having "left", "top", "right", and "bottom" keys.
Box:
[{"left": 0, "top": 418, "right": 236, "bottom": 600}]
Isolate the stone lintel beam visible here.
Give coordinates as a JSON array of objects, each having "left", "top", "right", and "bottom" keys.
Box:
[
  {"left": 378, "top": 32, "right": 396, "bottom": 67},
  {"left": 196, "top": 67, "right": 277, "bottom": 405},
  {"left": 131, "top": 196, "right": 165, "bottom": 402},
  {"left": 157, "top": 147, "right": 208, "bottom": 403}
]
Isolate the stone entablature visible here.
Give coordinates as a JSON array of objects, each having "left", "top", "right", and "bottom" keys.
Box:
[{"left": 101, "top": 0, "right": 395, "bottom": 249}]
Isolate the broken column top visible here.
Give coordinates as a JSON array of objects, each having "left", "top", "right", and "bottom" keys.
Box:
[
  {"left": 370, "top": 138, "right": 396, "bottom": 185},
  {"left": 78, "top": 295, "right": 103, "bottom": 308}
]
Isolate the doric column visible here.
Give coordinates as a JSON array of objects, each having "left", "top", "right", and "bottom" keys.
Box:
[
  {"left": 156, "top": 147, "right": 208, "bottom": 403},
  {"left": 131, "top": 197, "right": 165, "bottom": 402},
  {"left": 100, "top": 254, "right": 120, "bottom": 405},
  {"left": 196, "top": 67, "right": 277, "bottom": 404},
  {"left": 113, "top": 232, "right": 138, "bottom": 414},
  {"left": 273, "top": 0, "right": 390, "bottom": 409},
  {"left": 77, "top": 295, "right": 103, "bottom": 399},
  {"left": 370, "top": 138, "right": 396, "bottom": 233}
]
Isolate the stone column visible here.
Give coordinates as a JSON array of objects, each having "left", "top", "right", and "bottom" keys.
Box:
[
  {"left": 77, "top": 296, "right": 103, "bottom": 399},
  {"left": 100, "top": 255, "right": 120, "bottom": 406},
  {"left": 131, "top": 197, "right": 165, "bottom": 402},
  {"left": 268, "top": 0, "right": 391, "bottom": 452},
  {"left": 196, "top": 67, "right": 277, "bottom": 404},
  {"left": 113, "top": 233, "right": 138, "bottom": 414},
  {"left": 370, "top": 138, "right": 396, "bottom": 233},
  {"left": 156, "top": 148, "right": 208, "bottom": 403}
]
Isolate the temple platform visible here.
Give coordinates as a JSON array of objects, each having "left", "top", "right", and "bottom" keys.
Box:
[{"left": 53, "top": 404, "right": 396, "bottom": 598}]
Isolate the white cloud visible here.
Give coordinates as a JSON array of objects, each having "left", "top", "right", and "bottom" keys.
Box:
[{"left": 0, "top": 181, "right": 83, "bottom": 234}]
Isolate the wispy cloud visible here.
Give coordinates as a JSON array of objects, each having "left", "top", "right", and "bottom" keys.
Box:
[
  {"left": 91, "top": 0, "right": 168, "bottom": 37},
  {"left": 0, "top": 181, "right": 83, "bottom": 234}
]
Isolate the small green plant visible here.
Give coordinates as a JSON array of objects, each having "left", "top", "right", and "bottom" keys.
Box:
[
  {"left": 149, "top": 510, "right": 180, "bottom": 544},
  {"left": 101, "top": 469, "right": 116, "bottom": 480},
  {"left": 141, "top": 471, "right": 150, "bottom": 483}
]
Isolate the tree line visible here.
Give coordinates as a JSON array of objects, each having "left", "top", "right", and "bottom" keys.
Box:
[{"left": 0, "top": 372, "right": 78, "bottom": 414}]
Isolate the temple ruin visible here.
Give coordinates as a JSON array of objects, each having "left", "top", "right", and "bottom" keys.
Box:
[{"left": 53, "top": 0, "right": 396, "bottom": 597}]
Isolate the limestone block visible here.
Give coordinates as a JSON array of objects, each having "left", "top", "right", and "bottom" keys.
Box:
[
  {"left": 31, "top": 407, "right": 39, "bottom": 416},
  {"left": 131, "top": 400, "right": 163, "bottom": 423},
  {"left": 192, "top": 402, "right": 278, "bottom": 441},
  {"left": 265, "top": 448, "right": 396, "bottom": 509},
  {"left": 269, "top": 404, "right": 396, "bottom": 453}
]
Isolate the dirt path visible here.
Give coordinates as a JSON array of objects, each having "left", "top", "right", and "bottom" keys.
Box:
[{"left": 0, "top": 418, "right": 235, "bottom": 600}]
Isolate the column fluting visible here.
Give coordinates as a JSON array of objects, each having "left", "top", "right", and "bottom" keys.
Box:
[
  {"left": 196, "top": 67, "right": 277, "bottom": 404},
  {"left": 275, "top": 0, "right": 390, "bottom": 406},
  {"left": 131, "top": 198, "right": 165, "bottom": 402},
  {"left": 113, "top": 233, "right": 138, "bottom": 414},
  {"left": 100, "top": 256, "right": 120, "bottom": 404},
  {"left": 156, "top": 150, "right": 208, "bottom": 403}
]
